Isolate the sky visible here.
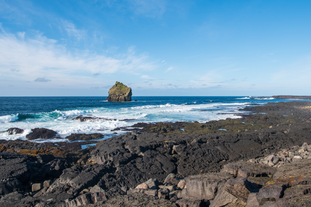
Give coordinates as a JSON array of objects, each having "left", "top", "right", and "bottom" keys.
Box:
[{"left": 0, "top": 0, "right": 311, "bottom": 96}]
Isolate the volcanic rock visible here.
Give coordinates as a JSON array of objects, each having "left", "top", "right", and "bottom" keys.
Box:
[
  {"left": 6, "top": 128, "right": 24, "bottom": 135},
  {"left": 26, "top": 128, "right": 57, "bottom": 140},
  {"left": 106, "top": 81, "right": 132, "bottom": 102},
  {"left": 65, "top": 133, "right": 104, "bottom": 141}
]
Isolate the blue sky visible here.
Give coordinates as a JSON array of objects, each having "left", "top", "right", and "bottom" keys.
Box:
[{"left": 0, "top": 0, "right": 311, "bottom": 96}]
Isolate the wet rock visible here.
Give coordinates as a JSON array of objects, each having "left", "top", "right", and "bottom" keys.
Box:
[
  {"left": 6, "top": 128, "right": 24, "bottom": 135},
  {"left": 65, "top": 133, "right": 104, "bottom": 141},
  {"left": 26, "top": 128, "right": 57, "bottom": 140},
  {"left": 72, "top": 116, "right": 117, "bottom": 122},
  {"left": 106, "top": 81, "right": 132, "bottom": 102},
  {"left": 72, "top": 116, "right": 97, "bottom": 122}
]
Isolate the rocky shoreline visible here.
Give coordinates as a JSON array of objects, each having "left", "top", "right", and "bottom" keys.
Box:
[{"left": 0, "top": 101, "right": 311, "bottom": 206}]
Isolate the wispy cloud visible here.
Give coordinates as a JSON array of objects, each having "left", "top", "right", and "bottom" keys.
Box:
[
  {"left": 0, "top": 30, "right": 157, "bottom": 87},
  {"left": 128, "top": 0, "right": 167, "bottom": 18},
  {"left": 62, "top": 20, "right": 86, "bottom": 40},
  {"left": 166, "top": 66, "right": 173, "bottom": 72},
  {"left": 34, "top": 77, "right": 51, "bottom": 82},
  {"left": 190, "top": 71, "right": 224, "bottom": 88},
  {"left": 141, "top": 75, "right": 153, "bottom": 79}
]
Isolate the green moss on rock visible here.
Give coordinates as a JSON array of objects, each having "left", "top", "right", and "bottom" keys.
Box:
[{"left": 107, "top": 81, "right": 132, "bottom": 102}]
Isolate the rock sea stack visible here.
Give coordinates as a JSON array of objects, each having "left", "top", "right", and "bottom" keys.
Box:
[{"left": 106, "top": 81, "right": 132, "bottom": 102}]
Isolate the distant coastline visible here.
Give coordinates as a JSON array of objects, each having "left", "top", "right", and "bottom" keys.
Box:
[{"left": 249, "top": 95, "right": 311, "bottom": 100}]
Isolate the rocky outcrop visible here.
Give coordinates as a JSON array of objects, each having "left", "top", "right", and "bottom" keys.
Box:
[
  {"left": 65, "top": 133, "right": 103, "bottom": 141},
  {"left": 106, "top": 81, "right": 132, "bottom": 102},
  {"left": 6, "top": 128, "right": 24, "bottom": 135},
  {"left": 26, "top": 128, "right": 58, "bottom": 140},
  {"left": 0, "top": 152, "right": 68, "bottom": 196},
  {"left": 1, "top": 139, "right": 311, "bottom": 206},
  {"left": 122, "top": 143, "right": 311, "bottom": 207}
]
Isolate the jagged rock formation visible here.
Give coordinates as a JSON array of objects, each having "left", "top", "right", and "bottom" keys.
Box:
[{"left": 106, "top": 81, "right": 132, "bottom": 102}]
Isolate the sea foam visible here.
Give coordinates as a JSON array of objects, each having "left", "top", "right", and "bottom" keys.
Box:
[{"left": 0, "top": 114, "right": 19, "bottom": 123}]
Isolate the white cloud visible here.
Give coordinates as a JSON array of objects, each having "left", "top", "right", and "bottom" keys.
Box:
[
  {"left": 0, "top": 31, "right": 157, "bottom": 87},
  {"left": 62, "top": 20, "right": 86, "bottom": 40},
  {"left": 166, "top": 66, "right": 173, "bottom": 72},
  {"left": 17, "top": 31, "right": 25, "bottom": 39},
  {"left": 141, "top": 75, "right": 153, "bottom": 79}
]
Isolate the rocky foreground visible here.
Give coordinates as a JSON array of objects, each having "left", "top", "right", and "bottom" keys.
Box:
[{"left": 0, "top": 101, "right": 311, "bottom": 206}]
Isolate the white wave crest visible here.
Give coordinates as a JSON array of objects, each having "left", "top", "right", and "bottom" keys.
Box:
[
  {"left": 130, "top": 103, "right": 175, "bottom": 110},
  {"left": 55, "top": 109, "right": 99, "bottom": 118},
  {"left": 237, "top": 97, "right": 250, "bottom": 99},
  {"left": 0, "top": 114, "right": 18, "bottom": 123},
  {"left": 253, "top": 97, "right": 275, "bottom": 100}
]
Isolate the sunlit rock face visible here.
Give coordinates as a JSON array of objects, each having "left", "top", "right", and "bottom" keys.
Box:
[{"left": 106, "top": 81, "right": 132, "bottom": 102}]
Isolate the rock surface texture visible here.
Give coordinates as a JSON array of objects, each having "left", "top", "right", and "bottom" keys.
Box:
[{"left": 106, "top": 81, "right": 132, "bottom": 102}]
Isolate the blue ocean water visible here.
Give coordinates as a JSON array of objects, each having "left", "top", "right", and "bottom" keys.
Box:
[{"left": 0, "top": 96, "right": 296, "bottom": 142}]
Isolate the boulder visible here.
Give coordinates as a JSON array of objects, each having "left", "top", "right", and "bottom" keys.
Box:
[
  {"left": 106, "top": 81, "right": 132, "bottom": 102},
  {"left": 256, "top": 182, "right": 289, "bottom": 205},
  {"left": 65, "top": 133, "right": 104, "bottom": 141},
  {"left": 26, "top": 128, "right": 57, "bottom": 140},
  {"left": 210, "top": 178, "right": 258, "bottom": 207},
  {"left": 31, "top": 183, "right": 42, "bottom": 192},
  {"left": 6, "top": 128, "right": 24, "bottom": 135},
  {"left": 180, "top": 173, "right": 232, "bottom": 200}
]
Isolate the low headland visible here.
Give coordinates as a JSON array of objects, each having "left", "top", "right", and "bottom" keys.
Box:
[{"left": 1, "top": 101, "right": 311, "bottom": 206}]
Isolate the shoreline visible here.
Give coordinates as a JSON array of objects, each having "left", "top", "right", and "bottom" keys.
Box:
[
  {"left": 1, "top": 100, "right": 311, "bottom": 164},
  {"left": 0, "top": 100, "right": 311, "bottom": 206}
]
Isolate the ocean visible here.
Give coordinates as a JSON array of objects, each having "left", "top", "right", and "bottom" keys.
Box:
[{"left": 0, "top": 96, "right": 295, "bottom": 142}]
